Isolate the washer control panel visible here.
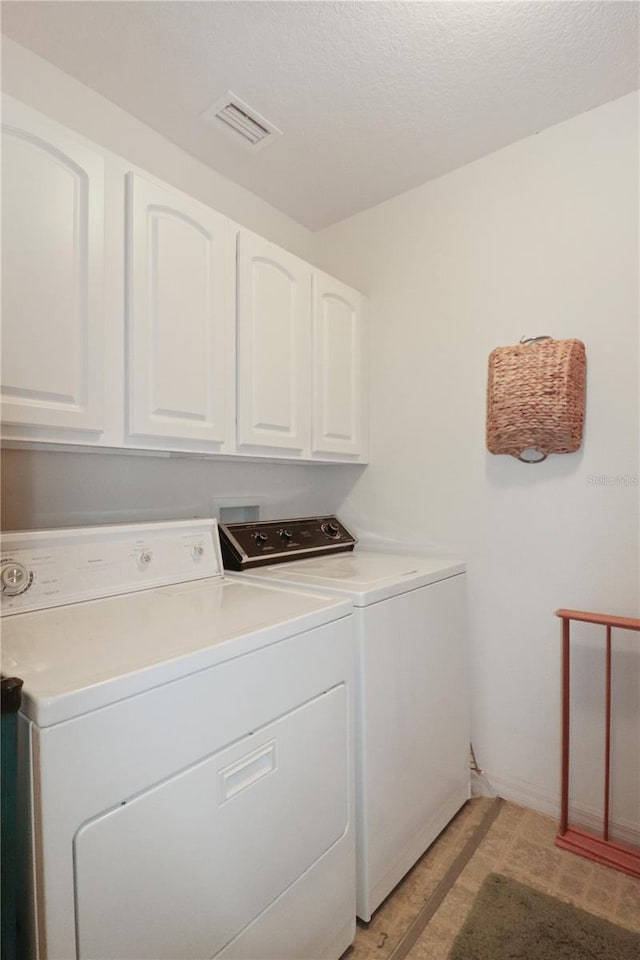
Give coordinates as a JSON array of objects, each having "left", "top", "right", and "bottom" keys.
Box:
[
  {"left": 219, "top": 516, "right": 356, "bottom": 571},
  {"left": 1, "top": 519, "right": 222, "bottom": 616}
]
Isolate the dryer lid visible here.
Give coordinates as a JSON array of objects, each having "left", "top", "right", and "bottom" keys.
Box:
[{"left": 1, "top": 576, "right": 351, "bottom": 726}]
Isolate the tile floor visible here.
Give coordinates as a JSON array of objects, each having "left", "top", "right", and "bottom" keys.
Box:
[{"left": 342, "top": 797, "right": 640, "bottom": 960}]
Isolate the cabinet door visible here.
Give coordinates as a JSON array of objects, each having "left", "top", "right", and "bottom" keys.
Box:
[
  {"left": 127, "top": 173, "right": 230, "bottom": 446},
  {"left": 1, "top": 98, "right": 105, "bottom": 432},
  {"left": 236, "top": 232, "right": 311, "bottom": 452},
  {"left": 312, "top": 272, "right": 367, "bottom": 459}
]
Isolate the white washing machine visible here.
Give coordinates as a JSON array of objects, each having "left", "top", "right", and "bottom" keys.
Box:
[
  {"left": 0, "top": 519, "right": 356, "bottom": 960},
  {"left": 219, "top": 516, "right": 471, "bottom": 921}
]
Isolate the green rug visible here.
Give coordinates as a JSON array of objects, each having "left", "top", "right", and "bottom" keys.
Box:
[{"left": 449, "top": 873, "right": 640, "bottom": 960}]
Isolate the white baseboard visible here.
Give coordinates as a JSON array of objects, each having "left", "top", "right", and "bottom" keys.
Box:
[{"left": 481, "top": 770, "right": 640, "bottom": 848}]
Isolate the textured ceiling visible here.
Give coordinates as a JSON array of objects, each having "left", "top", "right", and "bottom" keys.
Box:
[{"left": 2, "top": 1, "right": 638, "bottom": 230}]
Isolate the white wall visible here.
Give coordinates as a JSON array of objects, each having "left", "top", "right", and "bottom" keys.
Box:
[
  {"left": 316, "top": 92, "right": 640, "bottom": 836},
  {"left": 0, "top": 39, "right": 365, "bottom": 529}
]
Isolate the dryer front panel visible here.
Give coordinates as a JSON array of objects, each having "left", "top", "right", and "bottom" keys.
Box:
[
  {"left": 74, "top": 685, "right": 348, "bottom": 959},
  {"left": 27, "top": 615, "right": 354, "bottom": 959}
]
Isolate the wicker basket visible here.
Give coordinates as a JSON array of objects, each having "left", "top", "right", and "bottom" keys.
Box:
[{"left": 486, "top": 338, "right": 586, "bottom": 463}]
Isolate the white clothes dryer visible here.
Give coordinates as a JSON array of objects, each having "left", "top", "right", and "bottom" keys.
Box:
[
  {"left": 219, "top": 516, "right": 471, "bottom": 921},
  {"left": 0, "top": 519, "right": 355, "bottom": 960}
]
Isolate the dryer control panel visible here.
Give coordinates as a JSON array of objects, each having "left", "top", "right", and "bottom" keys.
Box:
[
  {"left": 1, "top": 520, "right": 222, "bottom": 616},
  {"left": 219, "top": 516, "right": 356, "bottom": 570}
]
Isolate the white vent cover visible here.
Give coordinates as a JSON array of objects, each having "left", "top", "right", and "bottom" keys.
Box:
[{"left": 201, "top": 92, "right": 282, "bottom": 149}]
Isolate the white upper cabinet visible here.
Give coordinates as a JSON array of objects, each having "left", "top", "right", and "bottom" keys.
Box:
[
  {"left": 1, "top": 98, "right": 105, "bottom": 433},
  {"left": 126, "top": 173, "right": 231, "bottom": 448},
  {"left": 1, "top": 100, "right": 368, "bottom": 463},
  {"left": 312, "top": 272, "right": 367, "bottom": 459},
  {"left": 236, "top": 231, "right": 312, "bottom": 452}
]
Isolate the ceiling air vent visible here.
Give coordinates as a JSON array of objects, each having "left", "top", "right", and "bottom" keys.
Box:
[{"left": 201, "top": 92, "right": 282, "bottom": 150}]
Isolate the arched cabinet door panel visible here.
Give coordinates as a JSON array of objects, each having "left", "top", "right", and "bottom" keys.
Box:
[
  {"left": 236, "top": 231, "right": 311, "bottom": 453},
  {"left": 127, "top": 172, "right": 231, "bottom": 447},
  {"left": 312, "top": 272, "right": 368, "bottom": 460},
  {"left": 1, "top": 98, "right": 105, "bottom": 433}
]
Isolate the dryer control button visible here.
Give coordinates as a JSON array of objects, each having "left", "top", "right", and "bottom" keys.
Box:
[{"left": 1, "top": 561, "right": 31, "bottom": 596}]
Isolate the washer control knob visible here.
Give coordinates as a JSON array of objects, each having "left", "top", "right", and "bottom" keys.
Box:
[
  {"left": 321, "top": 521, "right": 341, "bottom": 539},
  {"left": 253, "top": 532, "right": 269, "bottom": 544},
  {"left": 192, "top": 544, "right": 205, "bottom": 560},
  {"left": 280, "top": 529, "right": 293, "bottom": 540},
  {"left": 138, "top": 551, "right": 152, "bottom": 567},
  {"left": 1, "top": 561, "right": 30, "bottom": 596}
]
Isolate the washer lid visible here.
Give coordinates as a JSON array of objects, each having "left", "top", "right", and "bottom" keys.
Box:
[
  {"left": 1, "top": 578, "right": 351, "bottom": 727},
  {"left": 233, "top": 550, "right": 466, "bottom": 606}
]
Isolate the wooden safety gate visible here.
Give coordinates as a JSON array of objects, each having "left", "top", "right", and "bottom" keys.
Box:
[{"left": 555, "top": 608, "right": 640, "bottom": 878}]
